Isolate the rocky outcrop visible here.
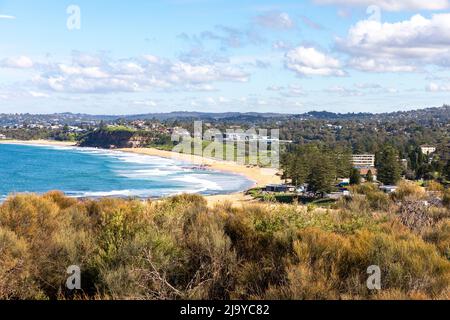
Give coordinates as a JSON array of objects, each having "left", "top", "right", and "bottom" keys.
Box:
[{"left": 79, "top": 129, "right": 152, "bottom": 149}]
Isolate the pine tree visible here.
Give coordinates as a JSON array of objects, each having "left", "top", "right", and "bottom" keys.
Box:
[
  {"left": 350, "top": 168, "right": 361, "bottom": 185},
  {"left": 444, "top": 160, "right": 450, "bottom": 181},
  {"left": 366, "top": 169, "right": 374, "bottom": 182},
  {"left": 377, "top": 145, "right": 401, "bottom": 185},
  {"left": 307, "top": 154, "right": 335, "bottom": 195}
]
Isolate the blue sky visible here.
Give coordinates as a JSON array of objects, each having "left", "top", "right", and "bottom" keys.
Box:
[{"left": 1, "top": 0, "right": 450, "bottom": 114}]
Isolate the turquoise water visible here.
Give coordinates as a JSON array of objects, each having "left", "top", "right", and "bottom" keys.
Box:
[{"left": 0, "top": 144, "right": 254, "bottom": 201}]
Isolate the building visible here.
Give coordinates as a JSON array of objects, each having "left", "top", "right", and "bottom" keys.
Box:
[
  {"left": 265, "top": 184, "right": 296, "bottom": 193},
  {"left": 420, "top": 145, "right": 436, "bottom": 155},
  {"left": 0, "top": 134, "right": 6, "bottom": 140},
  {"left": 359, "top": 168, "right": 377, "bottom": 182},
  {"left": 352, "top": 154, "right": 375, "bottom": 168},
  {"left": 223, "top": 132, "right": 283, "bottom": 144}
]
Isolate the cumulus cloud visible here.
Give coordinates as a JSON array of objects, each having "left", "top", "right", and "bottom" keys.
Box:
[
  {"left": 285, "top": 46, "right": 346, "bottom": 76},
  {"left": 29, "top": 52, "right": 250, "bottom": 94},
  {"left": 337, "top": 14, "right": 450, "bottom": 72},
  {"left": 1, "top": 56, "right": 33, "bottom": 68},
  {"left": 313, "top": 0, "right": 450, "bottom": 11},
  {"left": 255, "top": 12, "right": 295, "bottom": 30}
]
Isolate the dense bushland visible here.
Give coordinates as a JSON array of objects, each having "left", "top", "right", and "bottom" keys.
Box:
[{"left": 0, "top": 190, "right": 449, "bottom": 300}]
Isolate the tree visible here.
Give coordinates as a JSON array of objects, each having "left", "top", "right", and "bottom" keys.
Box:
[
  {"left": 350, "top": 168, "right": 361, "bottom": 185},
  {"left": 307, "top": 157, "right": 336, "bottom": 195},
  {"left": 281, "top": 144, "right": 340, "bottom": 196},
  {"left": 377, "top": 145, "right": 402, "bottom": 185},
  {"left": 444, "top": 160, "right": 450, "bottom": 181},
  {"left": 366, "top": 170, "right": 374, "bottom": 182}
]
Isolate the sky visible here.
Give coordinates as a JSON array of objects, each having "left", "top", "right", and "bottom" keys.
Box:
[{"left": 0, "top": 0, "right": 450, "bottom": 115}]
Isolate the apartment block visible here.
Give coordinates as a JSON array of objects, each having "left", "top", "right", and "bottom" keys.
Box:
[{"left": 352, "top": 154, "right": 375, "bottom": 168}]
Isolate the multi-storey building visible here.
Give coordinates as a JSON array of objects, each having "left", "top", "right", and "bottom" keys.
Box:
[{"left": 352, "top": 154, "right": 375, "bottom": 168}]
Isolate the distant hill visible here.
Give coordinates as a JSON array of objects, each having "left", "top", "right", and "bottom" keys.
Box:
[
  {"left": 1, "top": 105, "right": 449, "bottom": 125},
  {"left": 116, "top": 105, "right": 450, "bottom": 124}
]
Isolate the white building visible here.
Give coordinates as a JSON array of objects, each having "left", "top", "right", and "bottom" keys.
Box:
[
  {"left": 352, "top": 154, "right": 375, "bottom": 168},
  {"left": 420, "top": 145, "right": 436, "bottom": 155},
  {"left": 0, "top": 134, "right": 6, "bottom": 140},
  {"left": 224, "top": 132, "right": 279, "bottom": 143}
]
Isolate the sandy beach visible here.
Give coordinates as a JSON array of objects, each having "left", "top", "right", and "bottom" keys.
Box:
[
  {"left": 0, "top": 139, "right": 77, "bottom": 147},
  {"left": 119, "top": 147, "right": 282, "bottom": 206},
  {"left": 1, "top": 140, "right": 281, "bottom": 205}
]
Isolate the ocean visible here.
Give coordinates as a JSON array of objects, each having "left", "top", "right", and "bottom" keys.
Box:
[{"left": 0, "top": 143, "right": 254, "bottom": 201}]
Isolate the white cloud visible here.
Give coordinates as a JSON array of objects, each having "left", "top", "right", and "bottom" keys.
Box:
[
  {"left": 267, "top": 85, "right": 284, "bottom": 91},
  {"left": 285, "top": 46, "right": 346, "bottom": 76},
  {"left": 30, "top": 52, "right": 250, "bottom": 94},
  {"left": 0, "top": 14, "right": 16, "bottom": 19},
  {"left": 272, "top": 40, "right": 293, "bottom": 50},
  {"left": 426, "top": 82, "right": 450, "bottom": 92},
  {"left": 326, "top": 85, "right": 363, "bottom": 96},
  {"left": 348, "top": 57, "right": 417, "bottom": 73},
  {"left": 28, "top": 91, "right": 50, "bottom": 98},
  {"left": 338, "top": 14, "right": 450, "bottom": 72},
  {"left": 143, "top": 55, "right": 161, "bottom": 64},
  {"left": 354, "top": 82, "right": 382, "bottom": 89},
  {"left": 1, "top": 56, "right": 33, "bottom": 68},
  {"left": 283, "top": 85, "right": 306, "bottom": 97},
  {"left": 131, "top": 100, "right": 157, "bottom": 107},
  {"left": 313, "top": 0, "right": 450, "bottom": 11},
  {"left": 58, "top": 64, "right": 109, "bottom": 78},
  {"left": 255, "top": 12, "right": 295, "bottom": 29}
]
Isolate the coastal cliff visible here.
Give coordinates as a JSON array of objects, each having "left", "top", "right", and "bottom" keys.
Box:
[{"left": 78, "top": 127, "right": 154, "bottom": 149}]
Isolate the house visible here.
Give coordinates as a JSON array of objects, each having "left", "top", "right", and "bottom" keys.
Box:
[
  {"left": 0, "top": 134, "right": 6, "bottom": 140},
  {"left": 352, "top": 154, "right": 375, "bottom": 168},
  {"left": 359, "top": 167, "right": 377, "bottom": 182},
  {"left": 265, "top": 184, "right": 296, "bottom": 193},
  {"left": 420, "top": 145, "right": 436, "bottom": 155}
]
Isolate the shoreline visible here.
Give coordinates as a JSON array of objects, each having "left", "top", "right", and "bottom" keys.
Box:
[
  {"left": 119, "top": 147, "right": 282, "bottom": 206},
  {"left": 0, "top": 139, "right": 77, "bottom": 147},
  {"left": 1, "top": 140, "right": 282, "bottom": 206}
]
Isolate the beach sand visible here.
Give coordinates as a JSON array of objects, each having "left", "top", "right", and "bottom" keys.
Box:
[
  {"left": 0, "top": 139, "right": 77, "bottom": 147},
  {"left": 0, "top": 140, "right": 281, "bottom": 206}
]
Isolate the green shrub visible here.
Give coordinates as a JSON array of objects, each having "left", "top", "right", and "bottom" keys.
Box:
[{"left": 0, "top": 193, "right": 448, "bottom": 300}]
